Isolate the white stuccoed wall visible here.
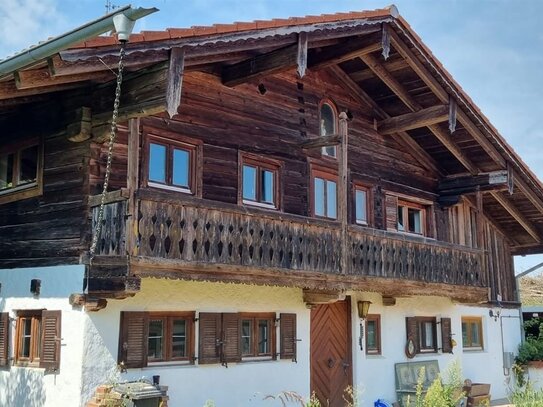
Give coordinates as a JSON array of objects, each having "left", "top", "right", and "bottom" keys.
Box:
[
  {"left": 350, "top": 293, "right": 522, "bottom": 406},
  {"left": 81, "top": 278, "right": 311, "bottom": 407},
  {"left": 0, "top": 265, "right": 86, "bottom": 407},
  {"left": 0, "top": 267, "right": 522, "bottom": 407}
]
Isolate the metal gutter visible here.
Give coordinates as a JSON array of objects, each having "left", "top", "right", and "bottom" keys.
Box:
[{"left": 0, "top": 5, "right": 158, "bottom": 78}]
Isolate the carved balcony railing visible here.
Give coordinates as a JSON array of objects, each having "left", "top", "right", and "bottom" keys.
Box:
[{"left": 90, "top": 192, "right": 486, "bottom": 288}]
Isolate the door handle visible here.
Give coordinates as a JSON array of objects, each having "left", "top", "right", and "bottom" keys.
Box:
[
  {"left": 342, "top": 361, "right": 350, "bottom": 375},
  {"left": 327, "top": 358, "right": 335, "bottom": 368}
]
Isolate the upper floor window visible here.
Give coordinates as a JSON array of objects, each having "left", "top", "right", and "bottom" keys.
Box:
[
  {"left": 239, "top": 153, "right": 281, "bottom": 209},
  {"left": 0, "top": 138, "right": 43, "bottom": 204},
  {"left": 311, "top": 165, "right": 337, "bottom": 219},
  {"left": 449, "top": 202, "right": 479, "bottom": 248},
  {"left": 462, "top": 317, "right": 483, "bottom": 350},
  {"left": 319, "top": 101, "right": 337, "bottom": 158},
  {"left": 144, "top": 134, "right": 202, "bottom": 196},
  {"left": 354, "top": 184, "right": 371, "bottom": 225},
  {"left": 385, "top": 193, "right": 430, "bottom": 236},
  {"left": 397, "top": 200, "right": 424, "bottom": 234}
]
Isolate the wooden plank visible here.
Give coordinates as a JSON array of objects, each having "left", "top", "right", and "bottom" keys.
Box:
[
  {"left": 377, "top": 104, "right": 449, "bottom": 135},
  {"left": 299, "top": 134, "right": 341, "bottom": 149},
  {"left": 338, "top": 113, "right": 349, "bottom": 274},
  {"left": 127, "top": 118, "right": 140, "bottom": 256},
  {"left": 222, "top": 43, "right": 297, "bottom": 87},
  {"left": 0, "top": 79, "right": 82, "bottom": 101},
  {"left": 514, "top": 172, "right": 543, "bottom": 214},
  {"left": 14, "top": 67, "right": 113, "bottom": 89},
  {"left": 490, "top": 191, "right": 541, "bottom": 243},
  {"left": 166, "top": 47, "right": 185, "bottom": 118}
]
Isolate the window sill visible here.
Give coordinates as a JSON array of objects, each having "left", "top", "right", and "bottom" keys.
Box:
[
  {"left": 144, "top": 361, "right": 194, "bottom": 369},
  {"left": 0, "top": 183, "right": 41, "bottom": 205},
  {"left": 148, "top": 182, "right": 193, "bottom": 195},
  {"left": 14, "top": 362, "right": 42, "bottom": 369},
  {"left": 241, "top": 356, "right": 275, "bottom": 363},
  {"left": 242, "top": 200, "right": 277, "bottom": 210},
  {"left": 365, "top": 353, "right": 384, "bottom": 358},
  {"left": 463, "top": 348, "right": 484, "bottom": 353}
]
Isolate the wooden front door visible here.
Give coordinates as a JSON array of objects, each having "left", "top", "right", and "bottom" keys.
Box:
[{"left": 310, "top": 300, "right": 352, "bottom": 407}]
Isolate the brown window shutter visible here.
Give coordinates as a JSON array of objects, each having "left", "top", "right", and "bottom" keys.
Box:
[
  {"left": 40, "top": 310, "right": 61, "bottom": 372},
  {"left": 280, "top": 313, "right": 297, "bottom": 361},
  {"left": 0, "top": 313, "right": 9, "bottom": 367},
  {"left": 405, "top": 317, "right": 419, "bottom": 354},
  {"left": 118, "top": 311, "right": 148, "bottom": 368},
  {"left": 222, "top": 313, "right": 241, "bottom": 365},
  {"left": 385, "top": 194, "right": 398, "bottom": 231},
  {"left": 441, "top": 317, "right": 453, "bottom": 353},
  {"left": 198, "top": 313, "right": 221, "bottom": 364}
]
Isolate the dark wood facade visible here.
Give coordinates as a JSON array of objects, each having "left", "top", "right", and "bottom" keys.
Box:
[{"left": 1, "top": 8, "right": 540, "bottom": 305}]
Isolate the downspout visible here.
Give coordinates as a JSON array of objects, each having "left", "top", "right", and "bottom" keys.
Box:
[{"left": 0, "top": 5, "right": 157, "bottom": 78}]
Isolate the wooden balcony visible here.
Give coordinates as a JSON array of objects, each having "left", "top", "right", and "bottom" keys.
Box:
[{"left": 90, "top": 190, "right": 487, "bottom": 302}]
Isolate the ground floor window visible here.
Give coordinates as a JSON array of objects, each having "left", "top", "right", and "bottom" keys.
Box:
[
  {"left": 462, "top": 317, "right": 483, "bottom": 350},
  {"left": 147, "top": 312, "right": 194, "bottom": 363},
  {"left": 365, "top": 314, "right": 381, "bottom": 355},
  {"left": 14, "top": 310, "right": 61, "bottom": 371}
]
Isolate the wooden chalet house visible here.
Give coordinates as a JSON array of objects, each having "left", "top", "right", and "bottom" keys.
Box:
[{"left": 0, "top": 5, "right": 540, "bottom": 406}]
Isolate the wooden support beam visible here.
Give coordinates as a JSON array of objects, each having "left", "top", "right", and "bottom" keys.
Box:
[
  {"left": 14, "top": 67, "right": 113, "bottom": 89},
  {"left": 66, "top": 106, "right": 92, "bottom": 142},
  {"left": 490, "top": 191, "right": 542, "bottom": 243},
  {"left": 91, "top": 61, "right": 169, "bottom": 141},
  {"left": 0, "top": 79, "right": 82, "bottom": 101},
  {"left": 299, "top": 134, "right": 341, "bottom": 149},
  {"left": 308, "top": 32, "right": 382, "bottom": 71},
  {"left": 438, "top": 170, "right": 510, "bottom": 196},
  {"left": 328, "top": 65, "right": 441, "bottom": 175},
  {"left": 514, "top": 172, "right": 543, "bottom": 215},
  {"left": 338, "top": 112, "right": 349, "bottom": 275},
  {"left": 165, "top": 47, "right": 185, "bottom": 118},
  {"left": 377, "top": 104, "right": 449, "bottom": 135},
  {"left": 222, "top": 43, "right": 297, "bottom": 87},
  {"left": 360, "top": 53, "right": 479, "bottom": 174},
  {"left": 388, "top": 29, "right": 507, "bottom": 168}
]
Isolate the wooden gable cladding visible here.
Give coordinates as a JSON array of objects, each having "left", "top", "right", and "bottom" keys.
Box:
[
  {"left": 0, "top": 313, "right": 9, "bottom": 367},
  {"left": 39, "top": 310, "right": 61, "bottom": 372}
]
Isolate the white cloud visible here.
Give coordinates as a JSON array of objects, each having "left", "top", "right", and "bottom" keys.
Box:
[{"left": 0, "top": 0, "right": 68, "bottom": 57}]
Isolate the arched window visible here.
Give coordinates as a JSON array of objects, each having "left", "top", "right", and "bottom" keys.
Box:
[{"left": 319, "top": 101, "right": 337, "bottom": 157}]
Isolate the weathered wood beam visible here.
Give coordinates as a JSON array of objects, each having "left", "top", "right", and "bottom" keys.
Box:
[
  {"left": 48, "top": 53, "right": 169, "bottom": 77},
  {"left": 360, "top": 53, "right": 479, "bottom": 174},
  {"left": 377, "top": 104, "right": 449, "bottom": 135},
  {"left": 299, "top": 134, "right": 341, "bottom": 149},
  {"left": 514, "top": 173, "right": 543, "bottom": 215},
  {"left": 388, "top": 29, "right": 507, "bottom": 168},
  {"left": 490, "top": 191, "right": 542, "bottom": 243},
  {"left": 350, "top": 59, "right": 408, "bottom": 82},
  {"left": 66, "top": 106, "right": 92, "bottom": 142},
  {"left": 165, "top": 47, "right": 185, "bottom": 118},
  {"left": 297, "top": 32, "right": 308, "bottom": 78},
  {"left": 438, "top": 170, "right": 510, "bottom": 196},
  {"left": 0, "top": 79, "right": 82, "bottom": 101},
  {"left": 14, "top": 67, "right": 113, "bottom": 89},
  {"left": 222, "top": 43, "right": 297, "bottom": 87},
  {"left": 327, "top": 65, "right": 441, "bottom": 175},
  {"left": 308, "top": 32, "right": 382, "bottom": 71},
  {"left": 91, "top": 61, "right": 169, "bottom": 141}
]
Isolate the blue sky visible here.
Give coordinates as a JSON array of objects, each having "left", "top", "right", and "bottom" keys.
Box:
[{"left": 1, "top": 0, "right": 543, "bottom": 274}]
